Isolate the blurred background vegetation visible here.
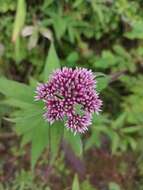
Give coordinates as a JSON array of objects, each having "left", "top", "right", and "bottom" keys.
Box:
[{"left": 0, "top": 0, "right": 143, "bottom": 189}]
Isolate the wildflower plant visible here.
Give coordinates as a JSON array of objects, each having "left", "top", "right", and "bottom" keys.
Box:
[
  {"left": 36, "top": 67, "right": 102, "bottom": 134},
  {"left": 0, "top": 43, "right": 105, "bottom": 169}
]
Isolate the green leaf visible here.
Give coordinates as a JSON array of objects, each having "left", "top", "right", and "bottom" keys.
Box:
[
  {"left": 31, "top": 121, "right": 49, "bottom": 169},
  {"left": 73, "top": 0, "right": 83, "bottom": 8},
  {"left": 10, "top": 103, "right": 49, "bottom": 169},
  {"left": 92, "top": 114, "right": 110, "bottom": 127},
  {"left": 85, "top": 131, "right": 101, "bottom": 150},
  {"left": 50, "top": 122, "right": 64, "bottom": 164},
  {"left": 53, "top": 15, "right": 67, "bottom": 40},
  {"left": 43, "top": 43, "right": 60, "bottom": 82},
  {"left": 0, "top": 77, "right": 34, "bottom": 104},
  {"left": 95, "top": 51, "right": 116, "bottom": 69},
  {"left": 64, "top": 129, "right": 83, "bottom": 156},
  {"left": 81, "top": 180, "right": 96, "bottom": 190},
  {"left": 96, "top": 75, "right": 110, "bottom": 92},
  {"left": 14, "top": 37, "right": 27, "bottom": 63},
  {"left": 109, "top": 182, "right": 121, "bottom": 190},
  {"left": 111, "top": 132, "right": 120, "bottom": 154},
  {"left": 72, "top": 174, "right": 80, "bottom": 190},
  {"left": 66, "top": 52, "right": 79, "bottom": 64},
  {"left": 14, "top": 109, "right": 43, "bottom": 135},
  {"left": 113, "top": 45, "right": 130, "bottom": 59},
  {"left": 121, "top": 126, "right": 141, "bottom": 134},
  {"left": 67, "top": 26, "right": 76, "bottom": 43},
  {"left": 127, "top": 137, "right": 137, "bottom": 150},
  {"left": 120, "top": 139, "right": 128, "bottom": 152},
  {"left": 21, "top": 130, "right": 34, "bottom": 147},
  {"left": 112, "top": 113, "right": 127, "bottom": 129},
  {"left": 124, "top": 21, "right": 143, "bottom": 39},
  {"left": 29, "top": 77, "right": 38, "bottom": 88},
  {"left": 0, "top": 98, "right": 33, "bottom": 109},
  {"left": 12, "top": 0, "right": 26, "bottom": 42}
]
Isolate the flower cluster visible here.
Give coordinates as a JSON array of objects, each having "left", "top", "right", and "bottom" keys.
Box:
[{"left": 35, "top": 67, "right": 102, "bottom": 133}]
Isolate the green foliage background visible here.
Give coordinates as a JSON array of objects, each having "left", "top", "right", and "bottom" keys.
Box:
[{"left": 0, "top": 0, "right": 143, "bottom": 189}]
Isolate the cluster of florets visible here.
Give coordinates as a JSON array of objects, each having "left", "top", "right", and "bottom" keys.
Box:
[{"left": 35, "top": 67, "right": 102, "bottom": 134}]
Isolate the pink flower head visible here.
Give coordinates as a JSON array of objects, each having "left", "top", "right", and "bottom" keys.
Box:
[{"left": 35, "top": 67, "right": 102, "bottom": 134}]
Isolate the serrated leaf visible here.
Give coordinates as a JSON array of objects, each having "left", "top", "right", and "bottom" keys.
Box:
[
  {"left": 10, "top": 102, "right": 49, "bottom": 169},
  {"left": 11, "top": 104, "right": 42, "bottom": 135},
  {"left": 43, "top": 43, "right": 60, "bottom": 82},
  {"left": 14, "top": 110, "right": 43, "bottom": 135},
  {"left": 0, "top": 77, "right": 34, "bottom": 103}
]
